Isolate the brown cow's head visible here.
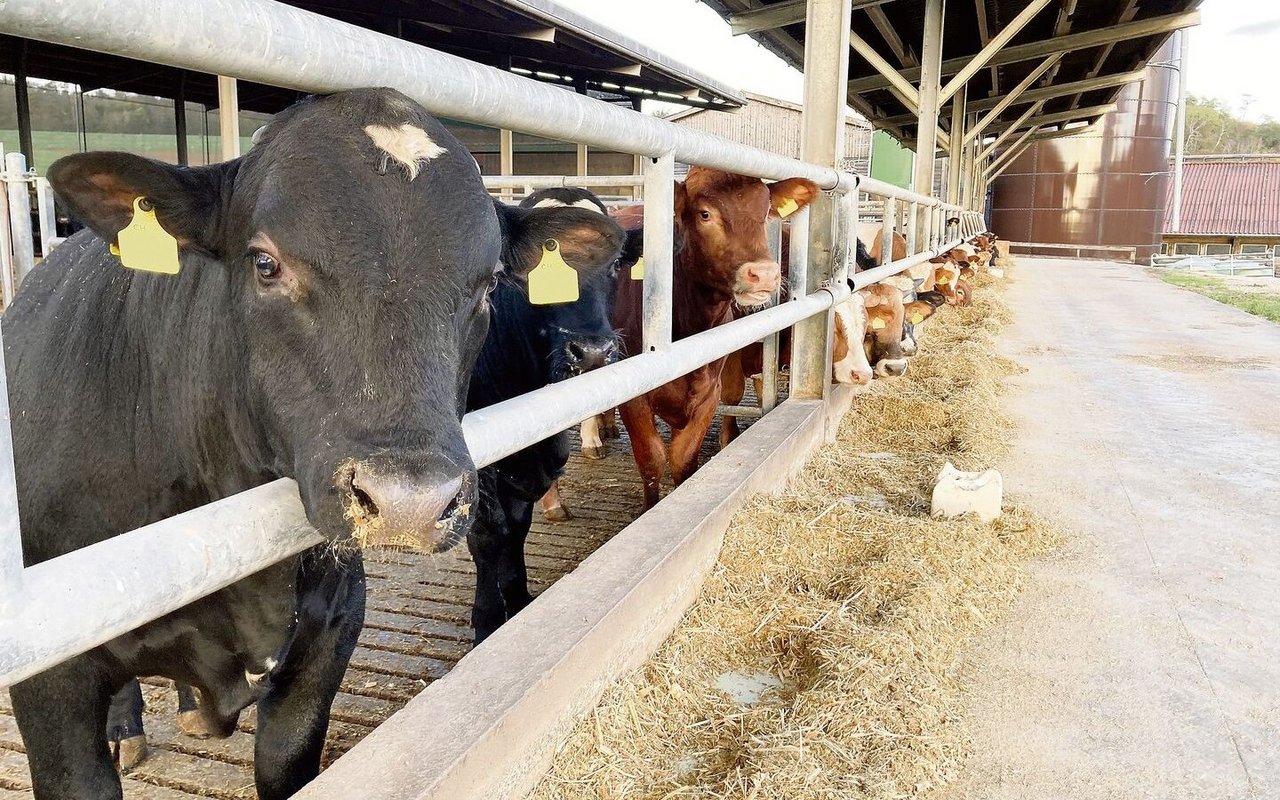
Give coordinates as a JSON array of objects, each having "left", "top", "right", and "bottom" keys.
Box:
[
  {"left": 675, "top": 167, "right": 818, "bottom": 308},
  {"left": 858, "top": 283, "right": 908, "bottom": 378}
]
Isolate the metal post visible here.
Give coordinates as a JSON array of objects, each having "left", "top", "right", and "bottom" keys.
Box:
[
  {"left": 906, "top": 201, "right": 918, "bottom": 255},
  {"left": 217, "top": 75, "right": 240, "bottom": 160},
  {"left": 35, "top": 177, "right": 56, "bottom": 257},
  {"left": 880, "top": 196, "right": 895, "bottom": 266},
  {"left": 912, "top": 0, "right": 944, "bottom": 248},
  {"left": 632, "top": 154, "right": 644, "bottom": 199},
  {"left": 1170, "top": 29, "right": 1189, "bottom": 233},
  {"left": 0, "top": 145, "right": 14, "bottom": 307},
  {"left": 175, "top": 72, "right": 189, "bottom": 166},
  {"left": 641, "top": 152, "right": 675, "bottom": 352},
  {"left": 5, "top": 154, "right": 34, "bottom": 287},
  {"left": 576, "top": 143, "right": 588, "bottom": 177},
  {"left": 788, "top": 206, "right": 810, "bottom": 300},
  {"left": 794, "top": 0, "right": 854, "bottom": 401},
  {"left": 499, "top": 128, "right": 514, "bottom": 200},
  {"left": 760, "top": 217, "right": 783, "bottom": 413},
  {"left": 947, "top": 85, "right": 966, "bottom": 204},
  {"left": 14, "top": 41, "right": 33, "bottom": 168},
  {"left": 0, "top": 338, "right": 24, "bottom": 614}
]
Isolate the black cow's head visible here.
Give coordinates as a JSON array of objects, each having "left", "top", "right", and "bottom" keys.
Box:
[
  {"left": 514, "top": 188, "right": 641, "bottom": 378},
  {"left": 47, "top": 88, "right": 623, "bottom": 553}
]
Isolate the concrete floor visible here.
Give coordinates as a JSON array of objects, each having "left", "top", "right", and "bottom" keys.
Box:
[{"left": 940, "top": 258, "right": 1280, "bottom": 800}]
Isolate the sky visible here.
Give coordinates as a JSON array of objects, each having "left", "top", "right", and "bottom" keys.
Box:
[{"left": 556, "top": 0, "right": 1280, "bottom": 123}]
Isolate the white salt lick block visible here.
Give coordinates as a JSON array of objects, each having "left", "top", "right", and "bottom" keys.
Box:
[{"left": 931, "top": 461, "right": 1003, "bottom": 523}]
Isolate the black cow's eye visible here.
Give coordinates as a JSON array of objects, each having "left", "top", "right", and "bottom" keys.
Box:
[{"left": 252, "top": 251, "right": 280, "bottom": 281}]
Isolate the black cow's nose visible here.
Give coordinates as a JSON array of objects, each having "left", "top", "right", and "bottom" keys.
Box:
[
  {"left": 567, "top": 340, "right": 613, "bottom": 371},
  {"left": 337, "top": 462, "right": 472, "bottom": 552}
]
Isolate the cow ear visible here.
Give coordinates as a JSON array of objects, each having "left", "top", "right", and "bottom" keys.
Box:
[
  {"left": 48, "top": 152, "right": 225, "bottom": 254},
  {"left": 495, "top": 202, "right": 625, "bottom": 280},
  {"left": 768, "top": 177, "right": 820, "bottom": 217},
  {"left": 905, "top": 300, "right": 938, "bottom": 321},
  {"left": 673, "top": 180, "right": 688, "bottom": 220}
]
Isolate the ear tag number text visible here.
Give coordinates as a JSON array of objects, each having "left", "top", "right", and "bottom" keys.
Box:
[
  {"left": 116, "top": 197, "right": 180, "bottom": 275},
  {"left": 528, "top": 239, "right": 579, "bottom": 305}
]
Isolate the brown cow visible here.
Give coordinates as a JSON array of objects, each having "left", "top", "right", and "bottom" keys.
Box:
[
  {"left": 613, "top": 167, "right": 819, "bottom": 508},
  {"left": 861, "top": 283, "right": 909, "bottom": 377},
  {"left": 856, "top": 221, "right": 907, "bottom": 265}
]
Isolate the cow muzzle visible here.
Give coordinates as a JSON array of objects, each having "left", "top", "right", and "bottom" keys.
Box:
[
  {"left": 875, "top": 358, "right": 909, "bottom": 378},
  {"left": 733, "top": 259, "right": 781, "bottom": 307},
  {"left": 336, "top": 459, "right": 476, "bottom": 553}
]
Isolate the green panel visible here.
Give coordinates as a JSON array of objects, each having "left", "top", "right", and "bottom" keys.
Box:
[{"left": 869, "top": 130, "right": 914, "bottom": 189}]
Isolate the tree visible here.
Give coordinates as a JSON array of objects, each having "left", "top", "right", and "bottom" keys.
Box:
[{"left": 1183, "top": 94, "right": 1280, "bottom": 155}]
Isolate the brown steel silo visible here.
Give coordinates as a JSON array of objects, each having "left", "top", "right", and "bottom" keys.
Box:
[{"left": 990, "top": 36, "right": 1180, "bottom": 263}]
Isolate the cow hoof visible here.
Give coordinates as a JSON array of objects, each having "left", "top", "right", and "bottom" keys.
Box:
[
  {"left": 116, "top": 735, "right": 149, "bottom": 771},
  {"left": 177, "top": 709, "right": 219, "bottom": 740},
  {"left": 582, "top": 444, "right": 608, "bottom": 460},
  {"left": 543, "top": 504, "right": 572, "bottom": 522}
]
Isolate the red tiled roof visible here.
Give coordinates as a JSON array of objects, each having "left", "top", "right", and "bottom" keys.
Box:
[{"left": 1165, "top": 159, "right": 1280, "bottom": 236}]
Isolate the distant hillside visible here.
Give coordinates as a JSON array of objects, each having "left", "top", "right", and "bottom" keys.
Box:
[{"left": 1185, "top": 94, "right": 1280, "bottom": 155}]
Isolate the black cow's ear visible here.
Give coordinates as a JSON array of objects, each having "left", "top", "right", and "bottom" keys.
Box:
[
  {"left": 495, "top": 202, "right": 625, "bottom": 280},
  {"left": 619, "top": 228, "right": 645, "bottom": 269},
  {"left": 48, "top": 152, "right": 226, "bottom": 254}
]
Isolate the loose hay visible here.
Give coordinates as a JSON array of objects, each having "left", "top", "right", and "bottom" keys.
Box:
[{"left": 532, "top": 261, "right": 1060, "bottom": 800}]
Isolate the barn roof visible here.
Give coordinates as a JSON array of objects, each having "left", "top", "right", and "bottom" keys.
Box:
[
  {"left": 700, "top": 0, "right": 1201, "bottom": 148},
  {"left": 0, "top": 0, "right": 745, "bottom": 114},
  {"left": 1165, "top": 156, "right": 1280, "bottom": 237}
]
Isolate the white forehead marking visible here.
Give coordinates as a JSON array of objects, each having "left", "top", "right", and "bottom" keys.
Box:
[
  {"left": 364, "top": 123, "right": 447, "bottom": 180},
  {"left": 532, "top": 197, "right": 605, "bottom": 214}
]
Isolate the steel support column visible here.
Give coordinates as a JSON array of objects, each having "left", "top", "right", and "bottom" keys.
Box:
[
  {"left": 13, "top": 42, "right": 33, "bottom": 168},
  {"left": 174, "top": 72, "right": 188, "bottom": 166},
  {"left": 217, "top": 75, "right": 240, "bottom": 160},
  {"left": 947, "top": 85, "right": 966, "bottom": 205},
  {"left": 912, "top": 0, "right": 944, "bottom": 245},
  {"left": 793, "top": 0, "right": 853, "bottom": 401},
  {"left": 641, "top": 152, "right": 675, "bottom": 352}
]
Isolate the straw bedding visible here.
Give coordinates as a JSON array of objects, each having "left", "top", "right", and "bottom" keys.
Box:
[{"left": 531, "top": 264, "right": 1058, "bottom": 800}]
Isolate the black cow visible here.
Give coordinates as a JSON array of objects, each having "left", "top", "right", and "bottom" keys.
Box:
[
  {"left": 467, "top": 187, "right": 640, "bottom": 642},
  {"left": 7, "top": 89, "right": 622, "bottom": 800}
]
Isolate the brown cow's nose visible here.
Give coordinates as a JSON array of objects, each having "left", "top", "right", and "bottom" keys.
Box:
[
  {"left": 338, "top": 463, "right": 469, "bottom": 552},
  {"left": 742, "top": 260, "right": 781, "bottom": 289}
]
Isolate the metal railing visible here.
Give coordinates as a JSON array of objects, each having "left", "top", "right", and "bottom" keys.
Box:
[
  {"left": 0, "top": 0, "right": 985, "bottom": 688},
  {"left": 1150, "top": 251, "right": 1278, "bottom": 277}
]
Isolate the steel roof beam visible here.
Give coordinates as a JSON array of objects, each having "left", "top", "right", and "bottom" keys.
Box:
[
  {"left": 866, "top": 5, "right": 916, "bottom": 67},
  {"left": 983, "top": 124, "right": 1040, "bottom": 179},
  {"left": 848, "top": 26, "right": 949, "bottom": 149},
  {"left": 728, "top": 0, "right": 893, "bottom": 36},
  {"left": 848, "top": 10, "right": 1200, "bottom": 94},
  {"left": 987, "top": 102, "right": 1115, "bottom": 139},
  {"left": 939, "top": 0, "right": 1054, "bottom": 104},
  {"left": 978, "top": 100, "right": 1045, "bottom": 160},
  {"left": 963, "top": 54, "right": 1061, "bottom": 145},
  {"left": 882, "top": 67, "right": 1144, "bottom": 126}
]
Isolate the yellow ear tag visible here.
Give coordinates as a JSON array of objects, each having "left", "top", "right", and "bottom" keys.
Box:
[
  {"left": 116, "top": 197, "right": 179, "bottom": 275},
  {"left": 630, "top": 256, "right": 645, "bottom": 281},
  {"left": 911, "top": 312, "right": 925, "bottom": 325},
  {"left": 870, "top": 317, "right": 887, "bottom": 330},
  {"left": 528, "top": 239, "right": 579, "bottom": 305},
  {"left": 776, "top": 198, "right": 799, "bottom": 219}
]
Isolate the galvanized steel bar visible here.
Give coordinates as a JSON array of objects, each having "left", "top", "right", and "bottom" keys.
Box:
[
  {"left": 0, "top": 343, "right": 23, "bottom": 616},
  {"left": 880, "top": 196, "right": 895, "bottom": 266},
  {"left": 0, "top": 0, "right": 853, "bottom": 191},
  {"left": 0, "top": 145, "right": 15, "bottom": 307},
  {"left": 482, "top": 175, "right": 644, "bottom": 189},
  {"left": 906, "top": 201, "right": 918, "bottom": 256},
  {"left": 760, "top": 217, "right": 783, "bottom": 414},
  {"left": 34, "top": 177, "right": 57, "bottom": 257},
  {"left": 5, "top": 154, "right": 34, "bottom": 287},
  {"left": 641, "top": 152, "right": 675, "bottom": 353}
]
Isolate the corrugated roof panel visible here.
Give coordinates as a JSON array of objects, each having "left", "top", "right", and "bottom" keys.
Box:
[{"left": 1165, "top": 160, "right": 1280, "bottom": 236}]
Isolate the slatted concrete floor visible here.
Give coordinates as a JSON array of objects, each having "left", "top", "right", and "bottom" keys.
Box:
[{"left": 0, "top": 414, "right": 748, "bottom": 798}]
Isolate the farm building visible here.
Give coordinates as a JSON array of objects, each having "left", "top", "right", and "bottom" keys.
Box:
[{"left": 1161, "top": 154, "right": 1280, "bottom": 259}]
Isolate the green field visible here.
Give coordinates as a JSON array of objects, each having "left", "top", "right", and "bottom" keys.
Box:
[{"left": 1156, "top": 271, "right": 1280, "bottom": 324}]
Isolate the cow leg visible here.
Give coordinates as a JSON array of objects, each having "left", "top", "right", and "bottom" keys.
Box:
[
  {"left": 12, "top": 654, "right": 124, "bottom": 800},
  {"left": 253, "top": 552, "right": 365, "bottom": 800},
  {"left": 618, "top": 397, "right": 667, "bottom": 509},
  {"left": 579, "top": 416, "right": 607, "bottom": 460},
  {"left": 175, "top": 682, "right": 220, "bottom": 739},
  {"left": 599, "top": 409, "right": 619, "bottom": 440},
  {"left": 105, "top": 680, "right": 148, "bottom": 770},
  {"left": 538, "top": 480, "right": 571, "bottom": 522},
  {"left": 669, "top": 399, "right": 719, "bottom": 487},
  {"left": 718, "top": 351, "right": 747, "bottom": 450},
  {"left": 469, "top": 469, "right": 533, "bottom": 642}
]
